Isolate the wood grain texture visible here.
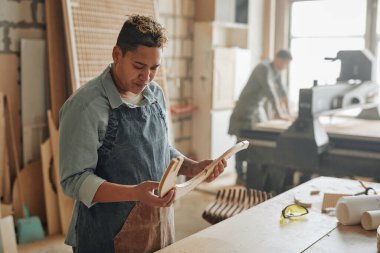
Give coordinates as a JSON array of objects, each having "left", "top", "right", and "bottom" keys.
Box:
[
  {"left": 0, "top": 94, "right": 7, "bottom": 202},
  {"left": 203, "top": 187, "right": 272, "bottom": 224},
  {"left": 45, "top": 0, "right": 70, "bottom": 127},
  {"left": 48, "top": 111, "right": 74, "bottom": 235},
  {"left": 40, "top": 138, "right": 61, "bottom": 235},
  {"left": 157, "top": 177, "right": 379, "bottom": 253},
  {"left": 158, "top": 141, "right": 249, "bottom": 200},
  {"left": 0, "top": 55, "right": 20, "bottom": 180},
  {"left": 12, "top": 160, "right": 46, "bottom": 224}
]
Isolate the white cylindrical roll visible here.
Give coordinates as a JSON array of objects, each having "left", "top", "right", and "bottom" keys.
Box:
[
  {"left": 336, "top": 195, "right": 380, "bottom": 225},
  {"left": 377, "top": 226, "right": 380, "bottom": 252},
  {"left": 361, "top": 210, "right": 380, "bottom": 230}
]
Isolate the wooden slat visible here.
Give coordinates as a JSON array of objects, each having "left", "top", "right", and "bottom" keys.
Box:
[
  {"left": 12, "top": 160, "right": 46, "bottom": 224},
  {"left": 40, "top": 138, "right": 61, "bottom": 235},
  {"left": 47, "top": 110, "right": 74, "bottom": 235},
  {"left": 45, "top": 0, "right": 70, "bottom": 127},
  {"left": 0, "top": 94, "right": 12, "bottom": 205},
  {"left": 0, "top": 93, "right": 6, "bottom": 201},
  {"left": 0, "top": 55, "right": 20, "bottom": 180}
]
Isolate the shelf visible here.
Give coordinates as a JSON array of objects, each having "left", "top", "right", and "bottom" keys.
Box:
[
  {"left": 212, "top": 21, "right": 248, "bottom": 30},
  {"left": 170, "top": 104, "right": 198, "bottom": 115}
]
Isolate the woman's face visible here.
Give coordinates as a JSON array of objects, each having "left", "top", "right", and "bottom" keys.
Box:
[{"left": 112, "top": 45, "right": 162, "bottom": 94}]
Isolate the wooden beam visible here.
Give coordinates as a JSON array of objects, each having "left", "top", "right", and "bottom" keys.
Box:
[
  {"left": 40, "top": 138, "right": 61, "bottom": 235},
  {"left": 0, "top": 55, "right": 20, "bottom": 180},
  {"left": 194, "top": 0, "right": 215, "bottom": 21},
  {"left": 12, "top": 160, "right": 46, "bottom": 225},
  {"left": 45, "top": 0, "right": 70, "bottom": 126},
  {"left": 47, "top": 110, "right": 74, "bottom": 235},
  {"left": 261, "top": 0, "right": 276, "bottom": 60}
]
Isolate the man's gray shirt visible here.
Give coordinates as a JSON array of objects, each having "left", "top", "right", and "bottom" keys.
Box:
[{"left": 228, "top": 60, "right": 287, "bottom": 136}]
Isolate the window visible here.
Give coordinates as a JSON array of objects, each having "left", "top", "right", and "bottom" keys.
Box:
[{"left": 288, "top": 0, "right": 367, "bottom": 107}]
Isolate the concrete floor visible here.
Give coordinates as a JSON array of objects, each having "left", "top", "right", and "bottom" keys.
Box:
[{"left": 18, "top": 173, "right": 237, "bottom": 253}]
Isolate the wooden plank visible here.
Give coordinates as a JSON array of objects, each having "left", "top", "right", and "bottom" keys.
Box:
[
  {"left": 0, "top": 93, "right": 11, "bottom": 203},
  {"left": 0, "top": 93, "right": 5, "bottom": 201},
  {"left": 45, "top": 0, "right": 70, "bottom": 126},
  {"left": 47, "top": 110, "right": 74, "bottom": 235},
  {"left": 40, "top": 138, "right": 61, "bottom": 235},
  {"left": 21, "top": 39, "right": 48, "bottom": 165},
  {"left": 261, "top": 0, "right": 275, "bottom": 59},
  {"left": 0, "top": 204, "right": 12, "bottom": 218},
  {"left": 159, "top": 141, "right": 249, "bottom": 200},
  {"left": 305, "top": 224, "right": 377, "bottom": 253},
  {"left": 1, "top": 140, "right": 11, "bottom": 204},
  {"left": 12, "top": 160, "right": 46, "bottom": 225},
  {"left": 61, "top": 0, "right": 80, "bottom": 94},
  {"left": 191, "top": 23, "right": 214, "bottom": 160},
  {"left": 194, "top": 0, "right": 215, "bottom": 21},
  {"left": 0, "top": 216, "right": 18, "bottom": 253},
  {"left": 0, "top": 55, "right": 21, "bottom": 180},
  {"left": 157, "top": 177, "right": 376, "bottom": 253}
]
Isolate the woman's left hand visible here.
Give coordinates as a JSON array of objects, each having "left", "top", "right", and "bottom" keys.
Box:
[{"left": 188, "top": 159, "right": 227, "bottom": 183}]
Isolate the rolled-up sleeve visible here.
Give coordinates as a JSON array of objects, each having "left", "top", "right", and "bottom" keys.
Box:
[
  {"left": 169, "top": 145, "right": 183, "bottom": 159},
  {"left": 59, "top": 100, "right": 105, "bottom": 208}
]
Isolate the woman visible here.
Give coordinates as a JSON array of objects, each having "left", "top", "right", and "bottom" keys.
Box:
[{"left": 59, "top": 15, "right": 226, "bottom": 253}]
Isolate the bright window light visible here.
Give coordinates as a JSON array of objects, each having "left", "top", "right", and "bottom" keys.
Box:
[
  {"left": 291, "top": 0, "right": 366, "bottom": 37},
  {"left": 289, "top": 0, "right": 367, "bottom": 108}
]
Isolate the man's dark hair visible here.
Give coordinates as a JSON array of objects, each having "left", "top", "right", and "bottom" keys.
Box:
[
  {"left": 275, "top": 49, "right": 293, "bottom": 60},
  {"left": 116, "top": 15, "right": 168, "bottom": 55}
]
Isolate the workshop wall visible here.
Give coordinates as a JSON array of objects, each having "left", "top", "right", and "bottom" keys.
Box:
[
  {"left": 0, "top": 0, "right": 194, "bottom": 156},
  {"left": 159, "top": 0, "right": 195, "bottom": 156},
  {"left": 0, "top": 0, "right": 45, "bottom": 54}
]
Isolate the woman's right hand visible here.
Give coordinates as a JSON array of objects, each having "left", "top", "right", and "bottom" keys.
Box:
[{"left": 133, "top": 181, "right": 175, "bottom": 208}]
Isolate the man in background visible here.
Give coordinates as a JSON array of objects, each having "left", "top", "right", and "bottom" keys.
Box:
[{"left": 228, "top": 49, "right": 292, "bottom": 192}]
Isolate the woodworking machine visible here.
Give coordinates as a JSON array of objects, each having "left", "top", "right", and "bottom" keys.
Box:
[{"left": 241, "top": 50, "right": 380, "bottom": 189}]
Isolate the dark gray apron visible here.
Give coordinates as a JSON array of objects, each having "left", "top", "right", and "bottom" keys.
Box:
[{"left": 75, "top": 100, "right": 174, "bottom": 253}]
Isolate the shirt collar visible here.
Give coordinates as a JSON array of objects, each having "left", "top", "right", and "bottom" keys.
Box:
[{"left": 101, "top": 64, "right": 157, "bottom": 109}]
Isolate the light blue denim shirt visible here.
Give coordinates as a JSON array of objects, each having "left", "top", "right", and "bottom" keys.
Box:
[{"left": 59, "top": 64, "right": 183, "bottom": 246}]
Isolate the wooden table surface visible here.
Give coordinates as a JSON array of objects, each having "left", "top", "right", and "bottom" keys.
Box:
[{"left": 157, "top": 177, "right": 379, "bottom": 253}]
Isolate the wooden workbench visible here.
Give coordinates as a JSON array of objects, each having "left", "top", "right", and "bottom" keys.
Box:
[{"left": 157, "top": 177, "right": 379, "bottom": 253}]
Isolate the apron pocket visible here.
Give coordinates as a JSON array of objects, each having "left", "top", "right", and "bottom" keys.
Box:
[{"left": 113, "top": 203, "right": 174, "bottom": 253}]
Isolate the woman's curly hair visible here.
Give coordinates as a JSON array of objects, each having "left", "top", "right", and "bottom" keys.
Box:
[{"left": 116, "top": 14, "right": 168, "bottom": 54}]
